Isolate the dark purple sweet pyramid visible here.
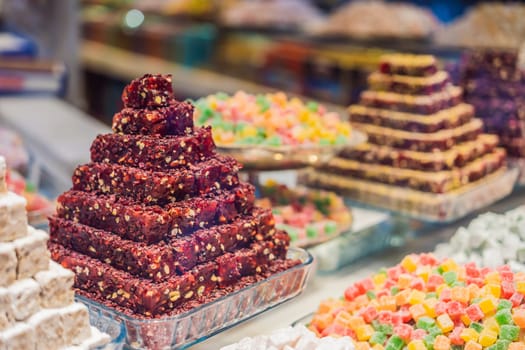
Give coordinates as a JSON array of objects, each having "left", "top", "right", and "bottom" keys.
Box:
[{"left": 48, "top": 74, "right": 296, "bottom": 318}]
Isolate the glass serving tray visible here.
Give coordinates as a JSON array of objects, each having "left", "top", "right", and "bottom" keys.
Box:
[
  {"left": 508, "top": 157, "right": 525, "bottom": 186},
  {"left": 300, "top": 167, "right": 519, "bottom": 223},
  {"left": 77, "top": 248, "right": 313, "bottom": 350},
  {"left": 308, "top": 207, "right": 393, "bottom": 272},
  {"left": 217, "top": 130, "right": 367, "bottom": 171}
]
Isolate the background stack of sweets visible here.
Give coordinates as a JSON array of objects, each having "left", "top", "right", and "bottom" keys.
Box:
[
  {"left": 458, "top": 50, "right": 525, "bottom": 158},
  {"left": 302, "top": 54, "right": 506, "bottom": 212},
  {"left": 0, "top": 156, "right": 110, "bottom": 350},
  {"left": 48, "top": 74, "right": 297, "bottom": 320}
]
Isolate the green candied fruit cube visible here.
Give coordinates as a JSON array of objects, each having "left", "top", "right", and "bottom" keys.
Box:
[
  {"left": 416, "top": 317, "right": 436, "bottom": 330},
  {"left": 498, "top": 299, "right": 513, "bottom": 310},
  {"left": 436, "top": 266, "right": 445, "bottom": 275},
  {"left": 425, "top": 292, "right": 438, "bottom": 299},
  {"left": 335, "top": 134, "right": 349, "bottom": 145},
  {"left": 495, "top": 340, "right": 511, "bottom": 350},
  {"left": 471, "top": 297, "right": 482, "bottom": 304},
  {"left": 324, "top": 221, "right": 338, "bottom": 235},
  {"left": 451, "top": 281, "right": 466, "bottom": 287},
  {"left": 306, "top": 226, "right": 317, "bottom": 239},
  {"left": 386, "top": 335, "right": 404, "bottom": 350},
  {"left": 379, "top": 324, "right": 394, "bottom": 335},
  {"left": 306, "top": 101, "right": 319, "bottom": 112},
  {"left": 499, "top": 325, "right": 520, "bottom": 341},
  {"left": 495, "top": 309, "right": 514, "bottom": 325},
  {"left": 255, "top": 95, "right": 271, "bottom": 112},
  {"left": 469, "top": 322, "right": 484, "bottom": 333},
  {"left": 427, "top": 326, "right": 442, "bottom": 337},
  {"left": 485, "top": 345, "right": 497, "bottom": 350},
  {"left": 378, "top": 268, "right": 388, "bottom": 275},
  {"left": 391, "top": 286, "right": 400, "bottom": 296},
  {"left": 370, "top": 332, "right": 387, "bottom": 345},
  {"left": 215, "top": 92, "right": 229, "bottom": 100},
  {"left": 423, "top": 335, "right": 435, "bottom": 350},
  {"left": 367, "top": 290, "right": 377, "bottom": 300},
  {"left": 442, "top": 271, "right": 457, "bottom": 286}
]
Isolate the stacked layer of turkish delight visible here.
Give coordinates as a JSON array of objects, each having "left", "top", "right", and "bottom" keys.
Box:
[
  {"left": 0, "top": 156, "right": 109, "bottom": 350},
  {"left": 49, "top": 74, "right": 295, "bottom": 318},
  {"left": 459, "top": 50, "right": 525, "bottom": 157},
  {"left": 303, "top": 54, "right": 506, "bottom": 199}
]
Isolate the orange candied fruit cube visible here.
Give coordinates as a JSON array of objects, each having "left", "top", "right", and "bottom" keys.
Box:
[
  {"left": 356, "top": 341, "right": 371, "bottom": 350},
  {"left": 395, "top": 289, "right": 411, "bottom": 306},
  {"left": 484, "top": 271, "right": 501, "bottom": 285},
  {"left": 436, "top": 314, "right": 454, "bottom": 333},
  {"left": 356, "top": 324, "right": 375, "bottom": 341},
  {"left": 310, "top": 313, "right": 334, "bottom": 332},
  {"left": 398, "top": 274, "right": 413, "bottom": 289},
  {"left": 451, "top": 286, "right": 470, "bottom": 304},
  {"left": 509, "top": 342, "right": 525, "bottom": 350},
  {"left": 409, "top": 303, "right": 427, "bottom": 321},
  {"left": 434, "top": 334, "right": 451, "bottom": 350},
  {"left": 512, "top": 309, "right": 525, "bottom": 328},
  {"left": 464, "top": 340, "right": 482, "bottom": 350}
]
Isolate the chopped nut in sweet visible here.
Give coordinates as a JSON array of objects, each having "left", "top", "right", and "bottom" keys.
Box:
[
  {"left": 8, "top": 279, "right": 40, "bottom": 321},
  {"left": 13, "top": 227, "right": 49, "bottom": 280}
]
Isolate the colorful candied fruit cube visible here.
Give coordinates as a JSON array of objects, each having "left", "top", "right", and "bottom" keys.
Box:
[
  {"left": 407, "top": 339, "right": 426, "bottom": 350},
  {"left": 478, "top": 330, "right": 498, "bottom": 347},
  {"left": 509, "top": 342, "right": 525, "bottom": 350},
  {"left": 495, "top": 309, "right": 514, "bottom": 325},
  {"left": 385, "top": 335, "right": 405, "bottom": 350},
  {"left": 434, "top": 334, "right": 451, "bottom": 350},
  {"left": 479, "top": 297, "right": 498, "bottom": 315},
  {"left": 464, "top": 340, "right": 482, "bottom": 350},
  {"left": 370, "top": 331, "right": 388, "bottom": 345},
  {"left": 460, "top": 328, "right": 479, "bottom": 343},
  {"left": 512, "top": 308, "right": 525, "bottom": 328},
  {"left": 357, "top": 324, "right": 375, "bottom": 341},
  {"left": 436, "top": 314, "right": 454, "bottom": 333},
  {"left": 466, "top": 304, "right": 484, "bottom": 322},
  {"left": 401, "top": 256, "right": 418, "bottom": 273},
  {"left": 409, "top": 304, "right": 426, "bottom": 321},
  {"left": 499, "top": 324, "right": 520, "bottom": 341}
]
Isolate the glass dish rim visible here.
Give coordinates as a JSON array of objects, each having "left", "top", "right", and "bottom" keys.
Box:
[{"left": 76, "top": 247, "right": 314, "bottom": 324}]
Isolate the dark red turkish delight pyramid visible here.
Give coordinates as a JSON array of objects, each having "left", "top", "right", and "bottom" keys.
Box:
[{"left": 48, "top": 74, "right": 295, "bottom": 317}]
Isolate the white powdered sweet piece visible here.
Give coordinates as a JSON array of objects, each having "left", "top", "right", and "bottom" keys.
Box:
[
  {"left": 8, "top": 279, "right": 40, "bottom": 321},
  {"left": 0, "top": 244, "right": 16, "bottom": 287},
  {"left": 0, "top": 157, "right": 6, "bottom": 193},
  {"left": 0, "top": 322, "right": 35, "bottom": 350},
  {"left": 62, "top": 327, "right": 111, "bottom": 350},
  {"left": 0, "top": 192, "right": 27, "bottom": 242},
  {"left": 28, "top": 308, "right": 66, "bottom": 350},
  {"left": 0, "top": 289, "right": 13, "bottom": 332},
  {"left": 35, "top": 261, "right": 75, "bottom": 308},
  {"left": 434, "top": 206, "right": 525, "bottom": 271},
  {"left": 13, "top": 227, "right": 49, "bottom": 279},
  {"left": 59, "top": 303, "right": 92, "bottom": 346},
  {"left": 220, "top": 326, "right": 356, "bottom": 350}
]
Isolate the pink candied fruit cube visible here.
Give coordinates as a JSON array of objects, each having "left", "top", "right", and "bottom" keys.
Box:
[
  {"left": 499, "top": 269, "right": 514, "bottom": 282},
  {"left": 480, "top": 267, "right": 492, "bottom": 277},
  {"left": 391, "top": 313, "right": 403, "bottom": 325},
  {"left": 388, "top": 266, "right": 403, "bottom": 280},
  {"left": 502, "top": 281, "right": 516, "bottom": 298},
  {"left": 428, "top": 275, "right": 444, "bottom": 291},
  {"left": 356, "top": 278, "right": 375, "bottom": 293},
  {"left": 419, "top": 253, "right": 439, "bottom": 266},
  {"left": 447, "top": 301, "right": 465, "bottom": 319},
  {"left": 410, "top": 278, "right": 425, "bottom": 291},
  {"left": 465, "top": 304, "right": 483, "bottom": 322},
  {"left": 440, "top": 289, "right": 452, "bottom": 302},
  {"left": 412, "top": 329, "right": 427, "bottom": 340},
  {"left": 435, "top": 301, "right": 448, "bottom": 316},
  {"left": 398, "top": 307, "right": 412, "bottom": 323},
  {"left": 394, "top": 324, "right": 413, "bottom": 341},
  {"left": 377, "top": 290, "right": 389, "bottom": 299},
  {"left": 510, "top": 292, "right": 524, "bottom": 307},
  {"left": 466, "top": 276, "right": 484, "bottom": 287},
  {"left": 465, "top": 262, "right": 480, "bottom": 278},
  {"left": 384, "top": 279, "right": 397, "bottom": 289},
  {"left": 377, "top": 311, "right": 393, "bottom": 324},
  {"left": 359, "top": 306, "right": 378, "bottom": 323},
  {"left": 345, "top": 285, "right": 361, "bottom": 301},
  {"left": 449, "top": 327, "right": 465, "bottom": 345}
]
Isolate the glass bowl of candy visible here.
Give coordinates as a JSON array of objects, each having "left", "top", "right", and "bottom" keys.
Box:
[
  {"left": 193, "top": 91, "right": 366, "bottom": 170},
  {"left": 255, "top": 181, "right": 353, "bottom": 248}
]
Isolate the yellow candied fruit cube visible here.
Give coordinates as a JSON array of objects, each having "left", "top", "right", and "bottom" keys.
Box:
[
  {"left": 356, "top": 341, "right": 371, "bottom": 350},
  {"left": 484, "top": 271, "right": 501, "bottom": 285},
  {"left": 441, "top": 259, "right": 459, "bottom": 272},
  {"left": 437, "top": 314, "right": 455, "bottom": 333},
  {"left": 516, "top": 280, "right": 525, "bottom": 294},
  {"left": 460, "top": 328, "right": 479, "bottom": 343},
  {"left": 509, "top": 342, "right": 525, "bottom": 350},
  {"left": 464, "top": 340, "right": 482, "bottom": 350},
  {"left": 356, "top": 325, "right": 375, "bottom": 341},
  {"left": 423, "top": 298, "right": 438, "bottom": 318},
  {"left": 434, "top": 335, "right": 451, "bottom": 350},
  {"left": 401, "top": 255, "right": 418, "bottom": 273},
  {"left": 483, "top": 317, "right": 500, "bottom": 332},
  {"left": 478, "top": 330, "right": 497, "bottom": 347},
  {"left": 347, "top": 316, "right": 365, "bottom": 331},
  {"left": 373, "top": 273, "right": 387, "bottom": 287},
  {"left": 484, "top": 284, "right": 501, "bottom": 299},
  {"left": 417, "top": 266, "right": 431, "bottom": 282},
  {"left": 479, "top": 297, "right": 497, "bottom": 315},
  {"left": 408, "top": 340, "right": 427, "bottom": 350},
  {"left": 409, "top": 290, "right": 426, "bottom": 305},
  {"left": 451, "top": 286, "right": 470, "bottom": 304},
  {"left": 373, "top": 344, "right": 385, "bottom": 350}
]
